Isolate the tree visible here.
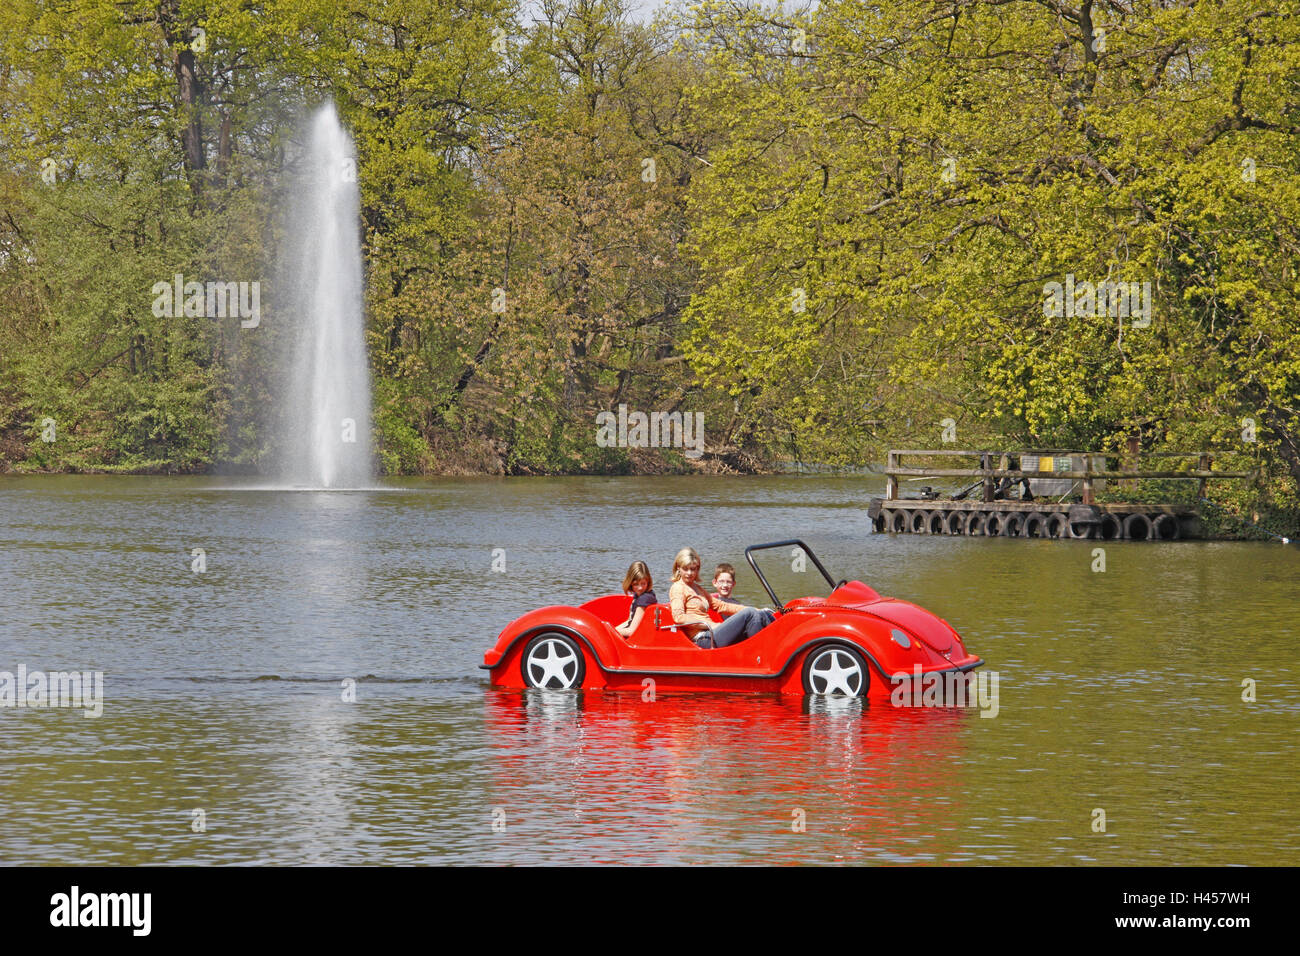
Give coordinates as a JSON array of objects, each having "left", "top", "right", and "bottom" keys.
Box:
[{"left": 679, "top": 0, "right": 1300, "bottom": 494}]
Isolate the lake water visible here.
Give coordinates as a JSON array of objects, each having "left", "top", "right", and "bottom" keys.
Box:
[{"left": 1, "top": 475, "right": 1296, "bottom": 864}]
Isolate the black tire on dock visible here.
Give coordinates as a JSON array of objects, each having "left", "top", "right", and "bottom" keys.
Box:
[
  {"left": 1000, "top": 513, "right": 1024, "bottom": 537},
  {"left": 1023, "top": 512, "right": 1049, "bottom": 538},
  {"left": 1123, "top": 513, "right": 1154, "bottom": 541},
  {"left": 926, "top": 511, "right": 945, "bottom": 534},
  {"left": 910, "top": 510, "right": 929, "bottom": 534},
  {"left": 965, "top": 512, "right": 986, "bottom": 536},
  {"left": 1098, "top": 513, "right": 1123, "bottom": 540},
  {"left": 984, "top": 513, "right": 1002, "bottom": 536},
  {"left": 1045, "top": 513, "right": 1069, "bottom": 538},
  {"left": 885, "top": 509, "right": 907, "bottom": 533},
  {"left": 1067, "top": 504, "right": 1101, "bottom": 539},
  {"left": 944, "top": 511, "right": 965, "bottom": 535},
  {"left": 1153, "top": 513, "right": 1181, "bottom": 540}
]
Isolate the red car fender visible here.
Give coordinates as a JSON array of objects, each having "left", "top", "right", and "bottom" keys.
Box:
[
  {"left": 770, "top": 611, "right": 950, "bottom": 686},
  {"left": 486, "top": 605, "right": 626, "bottom": 683},
  {"left": 770, "top": 614, "right": 885, "bottom": 679}
]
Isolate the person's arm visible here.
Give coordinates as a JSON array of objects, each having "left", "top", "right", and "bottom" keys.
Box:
[
  {"left": 615, "top": 604, "right": 644, "bottom": 638},
  {"left": 710, "top": 593, "right": 745, "bottom": 615},
  {"left": 669, "top": 582, "right": 689, "bottom": 622}
]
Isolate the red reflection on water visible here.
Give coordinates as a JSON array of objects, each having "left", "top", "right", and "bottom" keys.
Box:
[{"left": 483, "top": 689, "right": 977, "bottom": 863}]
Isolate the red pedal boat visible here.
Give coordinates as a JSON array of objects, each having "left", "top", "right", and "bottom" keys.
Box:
[{"left": 481, "top": 539, "right": 982, "bottom": 698}]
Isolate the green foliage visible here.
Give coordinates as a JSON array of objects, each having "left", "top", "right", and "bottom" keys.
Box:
[
  {"left": 1, "top": 0, "right": 1298, "bottom": 514},
  {"left": 679, "top": 0, "right": 1300, "bottom": 495}
]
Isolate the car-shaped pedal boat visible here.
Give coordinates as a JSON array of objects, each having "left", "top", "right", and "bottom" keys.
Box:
[{"left": 482, "top": 540, "right": 982, "bottom": 698}]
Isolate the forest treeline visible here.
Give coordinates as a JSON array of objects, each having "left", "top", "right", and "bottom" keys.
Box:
[{"left": 1, "top": 1, "right": 1297, "bottom": 513}]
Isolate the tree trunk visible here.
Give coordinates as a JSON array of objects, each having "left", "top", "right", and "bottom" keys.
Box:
[
  {"left": 173, "top": 46, "right": 205, "bottom": 173},
  {"left": 215, "top": 111, "right": 232, "bottom": 186}
]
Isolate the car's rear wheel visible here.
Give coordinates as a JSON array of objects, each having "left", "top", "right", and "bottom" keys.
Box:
[
  {"left": 521, "top": 632, "right": 586, "bottom": 689},
  {"left": 802, "top": 645, "right": 869, "bottom": 697}
]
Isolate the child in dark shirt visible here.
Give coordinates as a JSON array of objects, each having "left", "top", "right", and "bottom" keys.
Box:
[{"left": 615, "top": 561, "right": 657, "bottom": 638}]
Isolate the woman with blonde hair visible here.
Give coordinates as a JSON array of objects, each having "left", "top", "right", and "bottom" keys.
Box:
[{"left": 668, "top": 547, "right": 770, "bottom": 649}]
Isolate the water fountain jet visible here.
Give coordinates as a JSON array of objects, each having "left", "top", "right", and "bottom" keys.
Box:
[{"left": 277, "top": 102, "right": 372, "bottom": 489}]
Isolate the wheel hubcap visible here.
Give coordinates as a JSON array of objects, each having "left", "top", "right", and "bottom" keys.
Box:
[
  {"left": 526, "top": 637, "right": 580, "bottom": 689},
  {"left": 809, "top": 648, "right": 864, "bottom": 696}
]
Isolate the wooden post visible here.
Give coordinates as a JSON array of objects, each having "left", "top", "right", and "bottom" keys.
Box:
[
  {"left": 886, "top": 451, "right": 898, "bottom": 501},
  {"left": 1124, "top": 434, "right": 1141, "bottom": 488},
  {"left": 982, "top": 453, "right": 994, "bottom": 502},
  {"left": 1198, "top": 453, "right": 1210, "bottom": 500},
  {"left": 1082, "top": 455, "right": 1095, "bottom": 505}
]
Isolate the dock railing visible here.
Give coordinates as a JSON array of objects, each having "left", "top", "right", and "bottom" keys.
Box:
[{"left": 883, "top": 450, "right": 1252, "bottom": 505}]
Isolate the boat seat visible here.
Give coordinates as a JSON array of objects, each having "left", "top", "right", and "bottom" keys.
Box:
[
  {"left": 624, "top": 602, "right": 706, "bottom": 649},
  {"left": 580, "top": 594, "right": 722, "bottom": 649}
]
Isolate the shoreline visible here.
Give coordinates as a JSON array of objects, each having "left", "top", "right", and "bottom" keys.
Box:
[{"left": 2, "top": 466, "right": 1293, "bottom": 543}]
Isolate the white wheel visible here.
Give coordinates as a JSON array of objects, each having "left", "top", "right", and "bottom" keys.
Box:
[
  {"left": 802, "top": 645, "right": 868, "bottom": 697},
  {"left": 521, "top": 633, "right": 586, "bottom": 689}
]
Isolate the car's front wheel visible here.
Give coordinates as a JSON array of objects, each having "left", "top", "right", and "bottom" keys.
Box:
[
  {"left": 801, "top": 645, "right": 869, "bottom": 697},
  {"left": 521, "top": 632, "right": 586, "bottom": 689}
]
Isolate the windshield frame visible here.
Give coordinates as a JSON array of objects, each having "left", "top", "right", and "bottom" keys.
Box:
[{"left": 744, "top": 539, "right": 838, "bottom": 608}]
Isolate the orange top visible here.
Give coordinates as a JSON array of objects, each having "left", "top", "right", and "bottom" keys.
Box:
[{"left": 669, "top": 580, "right": 743, "bottom": 637}]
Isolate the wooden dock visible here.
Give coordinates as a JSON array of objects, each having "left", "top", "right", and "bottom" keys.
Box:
[{"left": 869, "top": 449, "right": 1251, "bottom": 540}]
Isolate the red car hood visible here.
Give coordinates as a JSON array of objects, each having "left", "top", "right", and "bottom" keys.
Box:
[{"left": 856, "top": 598, "right": 961, "bottom": 658}]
